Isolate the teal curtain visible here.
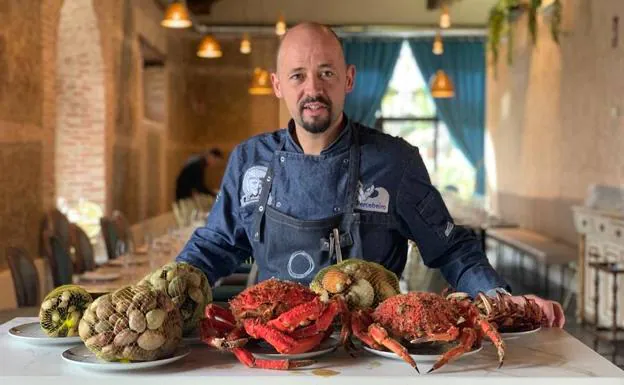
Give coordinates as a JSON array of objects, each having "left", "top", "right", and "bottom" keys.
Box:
[
  {"left": 342, "top": 38, "right": 403, "bottom": 128},
  {"left": 408, "top": 37, "right": 487, "bottom": 196}
]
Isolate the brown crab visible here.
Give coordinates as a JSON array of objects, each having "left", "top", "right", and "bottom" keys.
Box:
[{"left": 351, "top": 292, "right": 505, "bottom": 373}]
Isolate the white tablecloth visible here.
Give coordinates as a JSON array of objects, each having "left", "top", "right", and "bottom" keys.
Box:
[{"left": 1, "top": 317, "right": 623, "bottom": 385}]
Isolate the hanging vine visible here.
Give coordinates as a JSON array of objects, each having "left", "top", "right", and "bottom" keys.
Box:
[{"left": 488, "top": 0, "right": 562, "bottom": 71}]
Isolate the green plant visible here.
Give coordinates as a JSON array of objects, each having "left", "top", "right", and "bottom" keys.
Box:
[{"left": 487, "top": 0, "right": 562, "bottom": 70}]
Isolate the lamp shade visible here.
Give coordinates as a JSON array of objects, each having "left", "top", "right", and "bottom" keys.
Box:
[
  {"left": 440, "top": 6, "right": 451, "bottom": 29},
  {"left": 240, "top": 34, "right": 251, "bottom": 54},
  {"left": 161, "top": 2, "right": 192, "bottom": 28},
  {"left": 275, "top": 14, "right": 286, "bottom": 36},
  {"left": 197, "top": 35, "right": 222, "bottom": 58},
  {"left": 433, "top": 33, "right": 443, "bottom": 55},
  {"left": 429, "top": 70, "right": 455, "bottom": 98},
  {"left": 249, "top": 68, "right": 273, "bottom": 95}
]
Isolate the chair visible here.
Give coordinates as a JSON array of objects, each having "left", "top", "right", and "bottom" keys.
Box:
[
  {"left": 70, "top": 223, "right": 96, "bottom": 273},
  {"left": 100, "top": 216, "right": 121, "bottom": 260},
  {"left": 112, "top": 210, "right": 133, "bottom": 246},
  {"left": 47, "top": 235, "right": 74, "bottom": 286},
  {"left": 39, "top": 209, "right": 70, "bottom": 259},
  {"left": 6, "top": 247, "right": 40, "bottom": 307}
]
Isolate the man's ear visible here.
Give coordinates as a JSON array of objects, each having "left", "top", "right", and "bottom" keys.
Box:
[
  {"left": 271, "top": 73, "right": 282, "bottom": 98},
  {"left": 345, "top": 64, "right": 356, "bottom": 94}
]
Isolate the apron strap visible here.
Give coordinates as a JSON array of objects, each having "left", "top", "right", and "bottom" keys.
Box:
[{"left": 252, "top": 135, "right": 286, "bottom": 243}]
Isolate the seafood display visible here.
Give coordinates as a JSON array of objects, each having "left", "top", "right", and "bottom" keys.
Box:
[
  {"left": 351, "top": 292, "right": 505, "bottom": 373},
  {"left": 310, "top": 259, "right": 400, "bottom": 309},
  {"left": 78, "top": 285, "right": 182, "bottom": 361},
  {"left": 138, "top": 262, "right": 212, "bottom": 334},
  {"left": 200, "top": 278, "right": 349, "bottom": 369},
  {"left": 39, "top": 285, "right": 93, "bottom": 337}
]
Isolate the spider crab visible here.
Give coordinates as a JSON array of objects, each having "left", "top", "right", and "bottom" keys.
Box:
[
  {"left": 200, "top": 278, "right": 349, "bottom": 370},
  {"left": 351, "top": 292, "right": 505, "bottom": 373},
  {"left": 447, "top": 291, "right": 545, "bottom": 333}
]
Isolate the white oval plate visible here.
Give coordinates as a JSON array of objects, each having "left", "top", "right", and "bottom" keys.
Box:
[
  {"left": 8, "top": 322, "right": 82, "bottom": 345},
  {"left": 500, "top": 326, "right": 541, "bottom": 339},
  {"left": 246, "top": 336, "right": 340, "bottom": 360},
  {"left": 61, "top": 344, "right": 191, "bottom": 371},
  {"left": 79, "top": 271, "right": 121, "bottom": 282},
  {"left": 363, "top": 343, "right": 482, "bottom": 362}
]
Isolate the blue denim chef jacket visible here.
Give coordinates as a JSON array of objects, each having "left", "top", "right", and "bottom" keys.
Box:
[{"left": 175, "top": 116, "right": 510, "bottom": 298}]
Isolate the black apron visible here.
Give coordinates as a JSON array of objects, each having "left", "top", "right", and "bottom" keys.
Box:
[{"left": 250, "top": 127, "right": 363, "bottom": 285}]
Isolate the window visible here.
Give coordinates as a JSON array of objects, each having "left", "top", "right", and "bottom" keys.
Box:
[{"left": 376, "top": 42, "right": 476, "bottom": 199}]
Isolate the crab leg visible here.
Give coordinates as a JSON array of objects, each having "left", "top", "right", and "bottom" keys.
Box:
[
  {"left": 369, "top": 323, "right": 419, "bottom": 373},
  {"left": 205, "top": 303, "right": 237, "bottom": 329},
  {"left": 267, "top": 297, "right": 325, "bottom": 332},
  {"left": 428, "top": 328, "right": 476, "bottom": 373},
  {"left": 242, "top": 318, "right": 328, "bottom": 354},
  {"left": 231, "top": 347, "right": 315, "bottom": 370},
  {"left": 350, "top": 311, "right": 383, "bottom": 350},
  {"left": 289, "top": 297, "right": 347, "bottom": 339},
  {"left": 409, "top": 326, "right": 460, "bottom": 344},
  {"left": 477, "top": 319, "right": 505, "bottom": 367}
]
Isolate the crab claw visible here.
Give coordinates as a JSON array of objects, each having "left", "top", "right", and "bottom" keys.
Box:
[
  {"left": 369, "top": 323, "right": 419, "bottom": 373},
  {"left": 232, "top": 347, "right": 315, "bottom": 370}
]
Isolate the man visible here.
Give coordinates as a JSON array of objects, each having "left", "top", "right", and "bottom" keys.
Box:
[
  {"left": 175, "top": 148, "right": 224, "bottom": 202},
  {"left": 175, "top": 23, "right": 564, "bottom": 327}
]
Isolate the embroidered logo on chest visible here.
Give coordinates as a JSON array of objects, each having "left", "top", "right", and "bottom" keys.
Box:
[
  {"left": 355, "top": 181, "right": 390, "bottom": 213},
  {"left": 240, "top": 165, "right": 268, "bottom": 207}
]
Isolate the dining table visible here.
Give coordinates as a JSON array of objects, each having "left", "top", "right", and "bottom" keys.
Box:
[{"left": 1, "top": 316, "right": 623, "bottom": 385}]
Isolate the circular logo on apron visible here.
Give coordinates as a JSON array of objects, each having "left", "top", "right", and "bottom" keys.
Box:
[{"left": 287, "top": 250, "right": 315, "bottom": 279}]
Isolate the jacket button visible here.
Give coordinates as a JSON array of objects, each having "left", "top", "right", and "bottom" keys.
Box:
[
  {"left": 280, "top": 156, "right": 285, "bottom": 162},
  {"left": 258, "top": 206, "right": 264, "bottom": 212},
  {"left": 333, "top": 207, "right": 341, "bottom": 212},
  {"left": 343, "top": 158, "right": 349, "bottom": 165},
  {"left": 276, "top": 201, "right": 282, "bottom": 208}
]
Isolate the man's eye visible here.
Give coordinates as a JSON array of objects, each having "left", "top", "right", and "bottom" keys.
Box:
[
  {"left": 321, "top": 71, "right": 334, "bottom": 78},
  {"left": 290, "top": 73, "right": 303, "bottom": 80}
]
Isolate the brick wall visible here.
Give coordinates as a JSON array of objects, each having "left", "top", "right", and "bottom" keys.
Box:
[
  {"left": 0, "top": 0, "right": 281, "bottom": 267},
  {"left": 486, "top": 0, "right": 624, "bottom": 244},
  {"left": 55, "top": 0, "right": 106, "bottom": 209}
]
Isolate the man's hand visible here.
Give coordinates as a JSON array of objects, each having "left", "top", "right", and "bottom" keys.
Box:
[{"left": 508, "top": 294, "right": 565, "bottom": 328}]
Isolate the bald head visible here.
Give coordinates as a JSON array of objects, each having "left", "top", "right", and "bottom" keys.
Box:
[
  {"left": 271, "top": 22, "right": 355, "bottom": 135},
  {"left": 276, "top": 22, "right": 346, "bottom": 72}
]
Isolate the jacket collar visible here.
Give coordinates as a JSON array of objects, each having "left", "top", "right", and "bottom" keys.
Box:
[{"left": 284, "top": 113, "right": 353, "bottom": 156}]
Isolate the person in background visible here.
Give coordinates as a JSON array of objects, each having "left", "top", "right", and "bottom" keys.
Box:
[{"left": 175, "top": 148, "right": 224, "bottom": 202}]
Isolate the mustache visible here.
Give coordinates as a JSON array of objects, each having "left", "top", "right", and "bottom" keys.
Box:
[{"left": 299, "top": 96, "right": 331, "bottom": 109}]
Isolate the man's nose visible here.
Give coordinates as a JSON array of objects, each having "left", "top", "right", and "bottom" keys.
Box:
[{"left": 303, "top": 74, "right": 323, "bottom": 94}]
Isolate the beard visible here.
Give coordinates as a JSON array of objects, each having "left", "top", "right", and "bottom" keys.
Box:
[{"left": 298, "top": 96, "right": 333, "bottom": 134}]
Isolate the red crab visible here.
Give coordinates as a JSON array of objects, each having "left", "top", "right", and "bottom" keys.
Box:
[
  {"left": 200, "top": 278, "right": 349, "bottom": 370},
  {"left": 351, "top": 292, "right": 505, "bottom": 373}
]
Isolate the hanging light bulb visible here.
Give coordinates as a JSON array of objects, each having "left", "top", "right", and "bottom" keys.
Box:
[
  {"left": 275, "top": 13, "right": 287, "bottom": 36},
  {"left": 161, "top": 1, "right": 192, "bottom": 28},
  {"left": 429, "top": 70, "right": 455, "bottom": 98},
  {"left": 439, "top": 5, "right": 451, "bottom": 29},
  {"left": 240, "top": 33, "right": 251, "bottom": 54},
  {"left": 249, "top": 67, "right": 273, "bottom": 95},
  {"left": 197, "top": 35, "right": 222, "bottom": 58},
  {"left": 433, "top": 32, "right": 444, "bottom": 55}
]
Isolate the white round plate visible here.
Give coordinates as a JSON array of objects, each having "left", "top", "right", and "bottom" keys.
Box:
[
  {"left": 363, "top": 343, "right": 482, "bottom": 362},
  {"left": 61, "top": 344, "right": 191, "bottom": 371},
  {"left": 8, "top": 322, "right": 82, "bottom": 345},
  {"left": 500, "top": 326, "right": 541, "bottom": 339},
  {"left": 79, "top": 271, "right": 121, "bottom": 282},
  {"left": 246, "top": 336, "right": 340, "bottom": 360}
]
